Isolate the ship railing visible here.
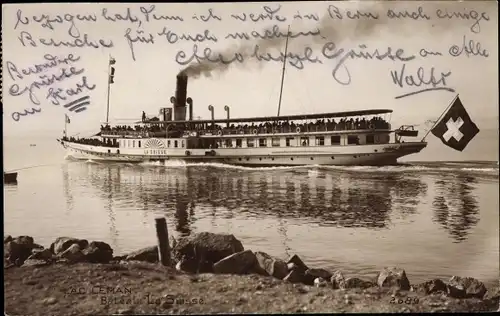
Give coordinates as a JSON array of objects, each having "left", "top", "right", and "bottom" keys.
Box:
[{"left": 192, "top": 123, "right": 391, "bottom": 136}]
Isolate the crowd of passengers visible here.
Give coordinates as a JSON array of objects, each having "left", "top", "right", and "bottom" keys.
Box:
[
  {"left": 98, "top": 116, "right": 390, "bottom": 136},
  {"left": 62, "top": 136, "right": 118, "bottom": 148}
]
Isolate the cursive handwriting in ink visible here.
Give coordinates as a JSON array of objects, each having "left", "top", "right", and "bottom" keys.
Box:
[
  {"left": 7, "top": 54, "right": 81, "bottom": 81},
  {"left": 226, "top": 25, "right": 322, "bottom": 41},
  {"left": 390, "top": 63, "right": 454, "bottom": 99},
  {"left": 449, "top": 35, "right": 489, "bottom": 58},
  {"left": 419, "top": 49, "right": 442, "bottom": 58},
  {"left": 15, "top": 9, "right": 97, "bottom": 38},
  {"left": 140, "top": 5, "right": 184, "bottom": 22},
  {"left": 102, "top": 7, "right": 142, "bottom": 26},
  {"left": 18, "top": 30, "right": 113, "bottom": 49},
  {"left": 124, "top": 28, "right": 155, "bottom": 61},
  {"left": 251, "top": 45, "right": 322, "bottom": 70},
  {"left": 435, "top": 9, "right": 489, "bottom": 34},
  {"left": 46, "top": 76, "right": 96, "bottom": 106},
  {"left": 322, "top": 42, "right": 416, "bottom": 85},
  {"left": 231, "top": 5, "right": 287, "bottom": 22},
  {"left": 175, "top": 44, "right": 245, "bottom": 66},
  {"left": 18, "top": 31, "right": 37, "bottom": 47},
  {"left": 11, "top": 107, "right": 42, "bottom": 122},
  {"left": 157, "top": 28, "right": 218, "bottom": 44},
  {"left": 293, "top": 11, "right": 319, "bottom": 21},
  {"left": 327, "top": 5, "right": 344, "bottom": 20},
  {"left": 387, "top": 6, "right": 430, "bottom": 20},
  {"left": 346, "top": 9, "right": 379, "bottom": 20},
  {"left": 192, "top": 8, "right": 221, "bottom": 21},
  {"left": 9, "top": 67, "right": 85, "bottom": 105}
]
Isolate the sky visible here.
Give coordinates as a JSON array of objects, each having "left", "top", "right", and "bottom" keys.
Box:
[{"left": 2, "top": 1, "right": 498, "bottom": 161}]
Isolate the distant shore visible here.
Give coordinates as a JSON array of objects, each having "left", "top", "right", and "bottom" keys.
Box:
[{"left": 4, "top": 234, "right": 499, "bottom": 315}]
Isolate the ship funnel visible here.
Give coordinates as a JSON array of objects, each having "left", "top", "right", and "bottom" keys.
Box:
[
  {"left": 224, "top": 105, "right": 230, "bottom": 127},
  {"left": 208, "top": 105, "right": 214, "bottom": 122},
  {"left": 174, "top": 74, "right": 188, "bottom": 121},
  {"left": 187, "top": 97, "right": 193, "bottom": 121}
]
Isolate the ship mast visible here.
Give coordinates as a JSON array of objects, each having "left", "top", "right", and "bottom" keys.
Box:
[{"left": 276, "top": 25, "right": 291, "bottom": 117}]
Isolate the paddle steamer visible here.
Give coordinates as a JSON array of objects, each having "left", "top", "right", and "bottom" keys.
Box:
[{"left": 58, "top": 31, "right": 427, "bottom": 166}]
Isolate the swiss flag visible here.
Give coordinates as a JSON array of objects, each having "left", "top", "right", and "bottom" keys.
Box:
[{"left": 431, "top": 96, "right": 480, "bottom": 152}]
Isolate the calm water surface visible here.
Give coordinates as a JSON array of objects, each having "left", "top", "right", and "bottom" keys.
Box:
[{"left": 3, "top": 138, "right": 499, "bottom": 287}]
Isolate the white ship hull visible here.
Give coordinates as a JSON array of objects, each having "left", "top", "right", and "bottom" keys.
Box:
[{"left": 61, "top": 141, "right": 426, "bottom": 166}]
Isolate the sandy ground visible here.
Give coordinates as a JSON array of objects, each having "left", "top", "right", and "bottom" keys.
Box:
[{"left": 3, "top": 261, "right": 498, "bottom": 315}]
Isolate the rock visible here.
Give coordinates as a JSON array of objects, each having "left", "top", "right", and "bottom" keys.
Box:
[
  {"left": 344, "top": 277, "right": 375, "bottom": 289},
  {"left": 331, "top": 270, "right": 346, "bottom": 289},
  {"left": 82, "top": 241, "right": 113, "bottom": 263},
  {"left": 50, "top": 237, "right": 89, "bottom": 255},
  {"left": 314, "top": 277, "right": 328, "bottom": 288},
  {"left": 172, "top": 232, "right": 244, "bottom": 273},
  {"left": 376, "top": 267, "right": 411, "bottom": 291},
  {"left": 284, "top": 269, "right": 305, "bottom": 284},
  {"left": 253, "top": 251, "right": 288, "bottom": 279},
  {"left": 22, "top": 259, "right": 51, "bottom": 267},
  {"left": 213, "top": 250, "right": 257, "bottom": 275},
  {"left": 416, "top": 279, "right": 447, "bottom": 295},
  {"left": 28, "top": 248, "right": 54, "bottom": 261},
  {"left": 13, "top": 235, "right": 34, "bottom": 247},
  {"left": 124, "top": 246, "right": 159, "bottom": 263},
  {"left": 4, "top": 240, "right": 34, "bottom": 265},
  {"left": 305, "top": 268, "right": 332, "bottom": 280},
  {"left": 43, "top": 297, "right": 58, "bottom": 305},
  {"left": 447, "top": 276, "right": 487, "bottom": 299},
  {"left": 175, "top": 257, "right": 198, "bottom": 273},
  {"left": 58, "top": 244, "right": 86, "bottom": 263},
  {"left": 287, "top": 254, "right": 309, "bottom": 273},
  {"left": 4, "top": 235, "right": 13, "bottom": 243}
]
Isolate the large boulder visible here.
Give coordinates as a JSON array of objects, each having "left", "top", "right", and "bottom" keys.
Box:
[
  {"left": 58, "top": 244, "right": 86, "bottom": 263},
  {"left": 344, "top": 277, "right": 375, "bottom": 289},
  {"left": 213, "top": 250, "right": 257, "bottom": 275},
  {"left": 331, "top": 270, "right": 346, "bottom": 289},
  {"left": 446, "top": 276, "right": 487, "bottom": 299},
  {"left": 253, "top": 251, "right": 288, "bottom": 279},
  {"left": 4, "top": 236, "right": 38, "bottom": 265},
  {"left": 172, "top": 232, "right": 244, "bottom": 273},
  {"left": 415, "top": 279, "right": 447, "bottom": 295},
  {"left": 28, "top": 248, "right": 54, "bottom": 261},
  {"left": 305, "top": 268, "right": 333, "bottom": 280},
  {"left": 124, "top": 246, "right": 159, "bottom": 263},
  {"left": 283, "top": 254, "right": 314, "bottom": 285},
  {"left": 376, "top": 267, "right": 411, "bottom": 291},
  {"left": 287, "top": 254, "right": 309, "bottom": 273},
  {"left": 82, "top": 241, "right": 113, "bottom": 263},
  {"left": 50, "top": 237, "right": 89, "bottom": 255}
]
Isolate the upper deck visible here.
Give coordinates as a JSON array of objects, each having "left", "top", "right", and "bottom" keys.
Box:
[{"left": 99, "top": 109, "right": 393, "bottom": 138}]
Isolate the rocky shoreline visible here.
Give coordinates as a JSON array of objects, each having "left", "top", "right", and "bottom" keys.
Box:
[{"left": 4, "top": 233, "right": 500, "bottom": 314}]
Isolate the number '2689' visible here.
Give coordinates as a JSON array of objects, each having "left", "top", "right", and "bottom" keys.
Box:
[{"left": 390, "top": 297, "right": 419, "bottom": 304}]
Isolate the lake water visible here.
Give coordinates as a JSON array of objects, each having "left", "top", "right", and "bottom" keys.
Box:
[{"left": 3, "top": 135, "right": 499, "bottom": 287}]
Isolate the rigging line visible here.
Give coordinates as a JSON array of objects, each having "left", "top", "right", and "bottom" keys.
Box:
[{"left": 7, "top": 163, "right": 65, "bottom": 172}]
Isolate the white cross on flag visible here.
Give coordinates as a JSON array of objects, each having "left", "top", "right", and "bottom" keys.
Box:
[{"left": 431, "top": 96, "right": 479, "bottom": 151}]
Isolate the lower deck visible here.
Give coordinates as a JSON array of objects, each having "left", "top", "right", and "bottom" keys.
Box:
[{"left": 60, "top": 140, "right": 427, "bottom": 166}]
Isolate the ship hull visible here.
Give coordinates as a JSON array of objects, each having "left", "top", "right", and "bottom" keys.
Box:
[{"left": 60, "top": 141, "right": 427, "bottom": 166}]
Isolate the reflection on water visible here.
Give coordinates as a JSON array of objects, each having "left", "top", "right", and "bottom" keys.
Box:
[
  {"left": 66, "top": 163, "right": 484, "bottom": 245},
  {"left": 5, "top": 160, "right": 497, "bottom": 285},
  {"left": 433, "top": 174, "right": 480, "bottom": 243}
]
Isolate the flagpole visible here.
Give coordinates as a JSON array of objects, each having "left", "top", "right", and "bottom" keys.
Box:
[
  {"left": 105, "top": 55, "right": 112, "bottom": 124},
  {"left": 421, "top": 94, "right": 459, "bottom": 142}
]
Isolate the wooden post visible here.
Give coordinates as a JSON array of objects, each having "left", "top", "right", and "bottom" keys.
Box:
[{"left": 155, "top": 217, "right": 171, "bottom": 266}]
